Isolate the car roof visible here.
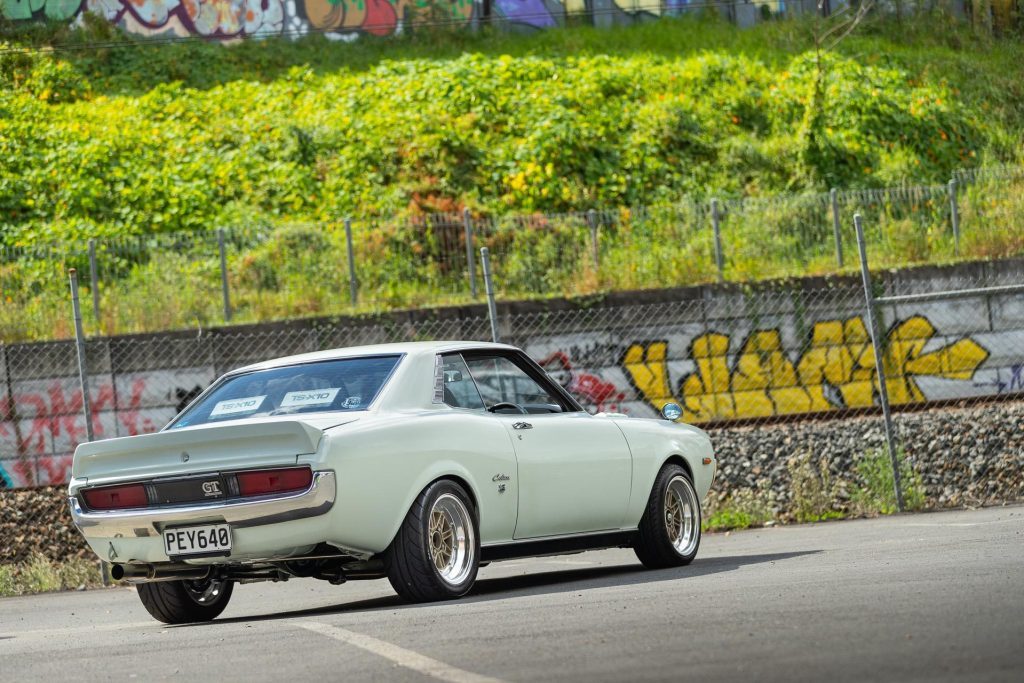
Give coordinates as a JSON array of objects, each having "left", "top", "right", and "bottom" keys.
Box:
[{"left": 229, "top": 341, "right": 520, "bottom": 375}]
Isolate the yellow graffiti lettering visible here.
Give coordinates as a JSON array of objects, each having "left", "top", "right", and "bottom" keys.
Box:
[
  {"left": 680, "top": 333, "right": 735, "bottom": 422},
  {"left": 733, "top": 330, "right": 821, "bottom": 416},
  {"left": 623, "top": 315, "right": 989, "bottom": 423},
  {"left": 797, "top": 318, "right": 874, "bottom": 409},
  {"left": 622, "top": 341, "right": 674, "bottom": 411}
]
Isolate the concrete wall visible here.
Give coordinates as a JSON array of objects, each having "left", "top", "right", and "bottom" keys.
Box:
[{"left": 1, "top": 258, "right": 1021, "bottom": 488}]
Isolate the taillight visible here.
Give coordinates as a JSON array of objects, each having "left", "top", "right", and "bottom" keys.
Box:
[
  {"left": 82, "top": 484, "right": 148, "bottom": 510},
  {"left": 235, "top": 467, "right": 312, "bottom": 497}
]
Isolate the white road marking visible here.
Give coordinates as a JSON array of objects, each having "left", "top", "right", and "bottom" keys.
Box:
[{"left": 296, "top": 621, "right": 508, "bottom": 683}]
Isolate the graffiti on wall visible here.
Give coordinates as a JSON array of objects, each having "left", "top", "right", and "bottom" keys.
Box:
[
  {"left": 0, "top": 372, "right": 205, "bottom": 488},
  {"left": 493, "top": 0, "right": 694, "bottom": 30},
  {"left": 302, "top": 0, "right": 474, "bottom": 35},
  {"left": 0, "top": 0, "right": 704, "bottom": 39},
  {"left": 0, "top": 0, "right": 475, "bottom": 39},
  {"left": 621, "top": 315, "right": 990, "bottom": 423}
]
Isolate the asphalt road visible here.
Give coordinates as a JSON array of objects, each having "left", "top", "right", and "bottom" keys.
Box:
[{"left": 2, "top": 506, "right": 1023, "bottom": 682}]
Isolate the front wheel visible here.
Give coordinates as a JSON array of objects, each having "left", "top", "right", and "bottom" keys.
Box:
[
  {"left": 634, "top": 464, "right": 701, "bottom": 569},
  {"left": 385, "top": 479, "right": 479, "bottom": 602},
  {"left": 136, "top": 577, "right": 234, "bottom": 624}
]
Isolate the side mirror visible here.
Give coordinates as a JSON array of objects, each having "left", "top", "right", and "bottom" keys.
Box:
[{"left": 660, "top": 402, "right": 683, "bottom": 421}]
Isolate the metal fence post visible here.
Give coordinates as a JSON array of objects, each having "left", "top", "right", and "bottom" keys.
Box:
[
  {"left": 854, "top": 214, "right": 905, "bottom": 513},
  {"left": 68, "top": 269, "right": 95, "bottom": 443},
  {"left": 480, "top": 247, "right": 499, "bottom": 343},
  {"left": 830, "top": 188, "right": 844, "bottom": 268},
  {"left": 87, "top": 238, "right": 100, "bottom": 324},
  {"left": 344, "top": 218, "right": 358, "bottom": 306},
  {"left": 217, "top": 229, "right": 232, "bottom": 322},
  {"left": 463, "top": 208, "right": 478, "bottom": 298},
  {"left": 711, "top": 198, "right": 724, "bottom": 282},
  {"left": 948, "top": 178, "right": 960, "bottom": 256},
  {"left": 587, "top": 209, "right": 600, "bottom": 270}
]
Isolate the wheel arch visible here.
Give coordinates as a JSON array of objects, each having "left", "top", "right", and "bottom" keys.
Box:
[
  {"left": 661, "top": 453, "right": 694, "bottom": 483},
  {"left": 425, "top": 473, "right": 479, "bottom": 515},
  {"left": 383, "top": 464, "right": 483, "bottom": 550}
]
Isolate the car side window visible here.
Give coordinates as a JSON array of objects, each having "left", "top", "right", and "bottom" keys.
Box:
[
  {"left": 439, "top": 354, "right": 486, "bottom": 410},
  {"left": 464, "top": 355, "right": 559, "bottom": 409}
]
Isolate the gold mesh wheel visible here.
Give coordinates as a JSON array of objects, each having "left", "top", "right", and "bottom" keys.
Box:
[{"left": 428, "top": 493, "right": 474, "bottom": 586}]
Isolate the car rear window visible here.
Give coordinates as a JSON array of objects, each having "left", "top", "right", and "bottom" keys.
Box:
[{"left": 168, "top": 355, "right": 401, "bottom": 429}]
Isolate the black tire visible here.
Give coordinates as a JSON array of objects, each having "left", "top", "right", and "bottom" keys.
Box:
[
  {"left": 385, "top": 479, "right": 479, "bottom": 602},
  {"left": 634, "top": 464, "right": 702, "bottom": 569},
  {"left": 136, "top": 577, "right": 234, "bottom": 624}
]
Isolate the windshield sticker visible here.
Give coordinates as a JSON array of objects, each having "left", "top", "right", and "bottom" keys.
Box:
[
  {"left": 209, "top": 395, "right": 266, "bottom": 417},
  {"left": 280, "top": 388, "right": 341, "bottom": 408}
]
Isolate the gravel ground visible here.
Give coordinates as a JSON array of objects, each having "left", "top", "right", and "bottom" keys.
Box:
[
  {"left": 3, "top": 400, "right": 1022, "bottom": 565},
  {"left": 708, "top": 399, "right": 1024, "bottom": 513}
]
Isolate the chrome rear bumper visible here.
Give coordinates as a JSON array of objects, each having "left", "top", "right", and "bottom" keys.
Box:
[{"left": 69, "top": 470, "right": 336, "bottom": 539}]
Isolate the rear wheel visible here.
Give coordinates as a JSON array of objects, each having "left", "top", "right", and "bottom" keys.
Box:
[
  {"left": 136, "top": 577, "right": 234, "bottom": 624},
  {"left": 634, "top": 464, "right": 701, "bottom": 569},
  {"left": 385, "top": 480, "right": 479, "bottom": 602}
]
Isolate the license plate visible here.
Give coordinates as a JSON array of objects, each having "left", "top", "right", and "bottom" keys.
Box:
[{"left": 163, "top": 524, "right": 232, "bottom": 558}]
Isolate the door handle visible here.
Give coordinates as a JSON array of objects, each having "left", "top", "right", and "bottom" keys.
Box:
[{"left": 512, "top": 422, "right": 533, "bottom": 430}]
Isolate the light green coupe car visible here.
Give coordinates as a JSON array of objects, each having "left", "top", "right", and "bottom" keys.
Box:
[{"left": 69, "top": 341, "right": 716, "bottom": 624}]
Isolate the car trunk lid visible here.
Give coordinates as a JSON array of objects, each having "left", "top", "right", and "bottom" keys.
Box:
[{"left": 72, "top": 419, "right": 325, "bottom": 484}]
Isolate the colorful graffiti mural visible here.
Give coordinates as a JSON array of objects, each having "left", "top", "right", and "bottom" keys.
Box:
[
  {"left": 0, "top": 370, "right": 206, "bottom": 488},
  {"left": 492, "top": 0, "right": 689, "bottom": 30},
  {"left": 621, "top": 315, "right": 990, "bottom": 423},
  {"left": 0, "top": 0, "right": 707, "bottom": 39},
  {"left": 301, "top": 0, "right": 474, "bottom": 35}
]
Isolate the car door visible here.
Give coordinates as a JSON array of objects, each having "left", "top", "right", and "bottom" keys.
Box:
[{"left": 461, "top": 351, "right": 632, "bottom": 540}]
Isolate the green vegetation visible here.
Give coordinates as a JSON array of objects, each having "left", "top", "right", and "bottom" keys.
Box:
[
  {"left": 703, "top": 484, "right": 776, "bottom": 532},
  {"left": 2, "top": 14, "right": 1023, "bottom": 340},
  {"left": 851, "top": 447, "right": 927, "bottom": 515},
  {"left": 787, "top": 453, "right": 847, "bottom": 523},
  {"left": 0, "top": 554, "right": 104, "bottom": 597}
]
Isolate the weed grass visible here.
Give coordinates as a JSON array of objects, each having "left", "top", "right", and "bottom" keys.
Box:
[
  {"left": 851, "top": 447, "right": 927, "bottom": 515},
  {"left": 0, "top": 554, "right": 105, "bottom": 597}
]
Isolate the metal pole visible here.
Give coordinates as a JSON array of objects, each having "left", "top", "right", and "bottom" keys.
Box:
[
  {"left": 463, "top": 208, "right": 477, "bottom": 298},
  {"left": 854, "top": 214, "right": 905, "bottom": 513},
  {"left": 948, "top": 179, "right": 960, "bottom": 257},
  {"left": 87, "top": 238, "right": 100, "bottom": 323},
  {"left": 711, "top": 199, "right": 724, "bottom": 282},
  {"left": 344, "top": 218, "right": 358, "bottom": 306},
  {"left": 830, "top": 188, "right": 844, "bottom": 268},
  {"left": 480, "top": 247, "right": 499, "bottom": 343},
  {"left": 69, "top": 269, "right": 95, "bottom": 443},
  {"left": 217, "top": 229, "right": 232, "bottom": 322},
  {"left": 587, "top": 209, "right": 600, "bottom": 270}
]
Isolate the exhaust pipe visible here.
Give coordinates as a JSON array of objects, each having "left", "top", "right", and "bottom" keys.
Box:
[{"left": 111, "top": 563, "right": 213, "bottom": 583}]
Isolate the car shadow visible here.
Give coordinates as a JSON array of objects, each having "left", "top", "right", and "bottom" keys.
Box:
[{"left": 177, "top": 550, "right": 820, "bottom": 628}]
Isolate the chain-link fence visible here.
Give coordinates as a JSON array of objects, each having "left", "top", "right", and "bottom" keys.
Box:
[
  {"left": 3, "top": 165, "right": 1022, "bottom": 343},
  {"left": 2, "top": 245, "right": 1022, "bottom": 566}
]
